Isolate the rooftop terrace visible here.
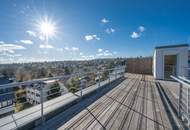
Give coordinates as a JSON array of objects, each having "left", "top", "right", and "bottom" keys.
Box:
[
  {"left": 0, "top": 71, "right": 190, "bottom": 130},
  {"left": 43, "top": 73, "right": 188, "bottom": 130}
]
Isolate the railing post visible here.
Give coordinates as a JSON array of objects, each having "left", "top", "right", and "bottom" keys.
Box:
[
  {"left": 123, "top": 67, "right": 125, "bottom": 77},
  {"left": 109, "top": 70, "right": 111, "bottom": 86},
  {"left": 188, "top": 88, "right": 190, "bottom": 126},
  {"left": 80, "top": 84, "right": 83, "bottom": 97},
  {"left": 40, "top": 82, "right": 44, "bottom": 125},
  {"left": 179, "top": 83, "right": 182, "bottom": 117},
  {"left": 79, "top": 75, "right": 83, "bottom": 97},
  {"left": 34, "top": 85, "right": 36, "bottom": 105},
  {"left": 187, "top": 88, "right": 189, "bottom": 114},
  {"left": 98, "top": 71, "right": 100, "bottom": 87},
  {"left": 115, "top": 69, "right": 117, "bottom": 79}
]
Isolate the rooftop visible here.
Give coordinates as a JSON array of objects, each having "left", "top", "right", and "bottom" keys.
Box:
[
  {"left": 47, "top": 73, "right": 187, "bottom": 130},
  {"left": 35, "top": 74, "right": 189, "bottom": 130},
  {"left": 0, "top": 72, "right": 189, "bottom": 130}
]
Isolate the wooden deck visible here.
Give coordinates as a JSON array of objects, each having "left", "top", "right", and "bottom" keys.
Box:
[{"left": 58, "top": 73, "right": 182, "bottom": 130}]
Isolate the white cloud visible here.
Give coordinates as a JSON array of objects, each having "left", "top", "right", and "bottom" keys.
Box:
[
  {"left": 104, "top": 52, "right": 112, "bottom": 56},
  {"left": 81, "top": 55, "right": 95, "bottom": 59},
  {"left": 0, "top": 43, "right": 25, "bottom": 54},
  {"left": 96, "top": 49, "right": 116, "bottom": 57},
  {"left": 96, "top": 53, "right": 103, "bottom": 56},
  {"left": 64, "top": 47, "right": 70, "bottom": 51},
  {"left": 98, "top": 48, "right": 103, "bottom": 52},
  {"left": 39, "top": 35, "right": 45, "bottom": 41},
  {"left": 72, "top": 47, "right": 79, "bottom": 51},
  {"left": 56, "top": 48, "right": 63, "bottom": 52},
  {"left": 64, "top": 47, "right": 79, "bottom": 52},
  {"left": 85, "top": 35, "right": 93, "bottom": 41},
  {"left": 101, "top": 18, "right": 109, "bottom": 23},
  {"left": 85, "top": 35, "right": 100, "bottom": 41},
  {"left": 20, "top": 40, "right": 33, "bottom": 44},
  {"left": 130, "top": 26, "right": 145, "bottom": 39},
  {"left": 131, "top": 32, "right": 140, "bottom": 39},
  {"left": 105, "top": 28, "right": 115, "bottom": 34},
  {"left": 55, "top": 47, "right": 79, "bottom": 53},
  {"left": 93, "top": 35, "right": 100, "bottom": 40},
  {"left": 0, "top": 53, "right": 22, "bottom": 57},
  {"left": 26, "top": 30, "right": 36, "bottom": 37},
  {"left": 39, "top": 44, "right": 54, "bottom": 49},
  {"left": 97, "top": 52, "right": 112, "bottom": 56},
  {"left": 0, "top": 41, "right": 4, "bottom": 44},
  {"left": 105, "top": 50, "right": 109, "bottom": 53},
  {"left": 139, "top": 26, "right": 145, "bottom": 32},
  {"left": 79, "top": 52, "right": 83, "bottom": 55}
]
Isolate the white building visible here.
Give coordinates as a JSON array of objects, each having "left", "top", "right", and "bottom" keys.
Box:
[
  {"left": 0, "top": 77, "right": 14, "bottom": 117},
  {"left": 26, "top": 80, "right": 60, "bottom": 105},
  {"left": 153, "top": 44, "right": 189, "bottom": 80}
]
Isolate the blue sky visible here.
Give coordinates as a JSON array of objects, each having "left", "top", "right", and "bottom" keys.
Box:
[{"left": 0, "top": 0, "right": 190, "bottom": 63}]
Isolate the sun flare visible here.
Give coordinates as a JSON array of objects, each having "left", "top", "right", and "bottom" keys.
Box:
[
  {"left": 39, "top": 21, "right": 55, "bottom": 36},
  {"left": 37, "top": 16, "right": 56, "bottom": 39}
]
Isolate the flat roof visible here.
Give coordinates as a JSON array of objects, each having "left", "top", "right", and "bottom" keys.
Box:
[
  {"left": 57, "top": 74, "right": 180, "bottom": 130},
  {"left": 155, "top": 44, "right": 189, "bottom": 49}
]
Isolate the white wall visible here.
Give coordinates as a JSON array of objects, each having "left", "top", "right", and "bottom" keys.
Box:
[{"left": 153, "top": 46, "right": 188, "bottom": 79}]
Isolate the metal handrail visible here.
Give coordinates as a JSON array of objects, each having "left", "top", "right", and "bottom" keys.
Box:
[
  {"left": 170, "top": 75, "right": 190, "bottom": 126},
  {"left": 0, "top": 66, "right": 125, "bottom": 129},
  {"left": 178, "top": 76, "right": 190, "bottom": 84},
  {"left": 171, "top": 75, "right": 190, "bottom": 89},
  {"left": 0, "top": 67, "right": 125, "bottom": 90}
]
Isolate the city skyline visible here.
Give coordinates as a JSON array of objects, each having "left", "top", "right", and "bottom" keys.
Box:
[{"left": 0, "top": 0, "right": 190, "bottom": 63}]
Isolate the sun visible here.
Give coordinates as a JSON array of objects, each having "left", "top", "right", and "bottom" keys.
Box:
[
  {"left": 36, "top": 16, "right": 57, "bottom": 47},
  {"left": 39, "top": 20, "right": 55, "bottom": 36},
  {"left": 37, "top": 17, "right": 56, "bottom": 38}
]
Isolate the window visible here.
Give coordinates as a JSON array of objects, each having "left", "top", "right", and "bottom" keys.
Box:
[
  {"left": 36, "top": 93, "right": 40, "bottom": 97},
  {"left": 2, "top": 101, "right": 8, "bottom": 107},
  {"left": 7, "top": 100, "right": 13, "bottom": 106}
]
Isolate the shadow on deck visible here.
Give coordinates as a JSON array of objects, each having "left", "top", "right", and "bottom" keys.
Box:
[{"left": 33, "top": 77, "right": 126, "bottom": 130}]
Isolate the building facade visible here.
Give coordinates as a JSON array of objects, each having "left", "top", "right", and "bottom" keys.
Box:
[
  {"left": 153, "top": 44, "right": 189, "bottom": 80},
  {"left": 26, "top": 80, "right": 61, "bottom": 105},
  {"left": 0, "top": 77, "right": 14, "bottom": 117}
]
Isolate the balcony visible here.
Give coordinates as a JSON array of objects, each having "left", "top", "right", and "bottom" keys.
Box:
[
  {"left": 0, "top": 67, "right": 125, "bottom": 130},
  {"left": 0, "top": 67, "right": 190, "bottom": 130}
]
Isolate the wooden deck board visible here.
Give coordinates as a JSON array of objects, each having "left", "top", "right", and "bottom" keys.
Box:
[
  {"left": 58, "top": 74, "right": 181, "bottom": 130},
  {"left": 106, "top": 78, "right": 139, "bottom": 130}
]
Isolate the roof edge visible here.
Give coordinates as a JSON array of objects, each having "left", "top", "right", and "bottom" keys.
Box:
[{"left": 155, "top": 44, "right": 189, "bottom": 49}]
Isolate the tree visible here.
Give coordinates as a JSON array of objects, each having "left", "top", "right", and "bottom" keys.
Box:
[
  {"left": 15, "top": 87, "right": 27, "bottom": 112},
  {"left": 102, "top": 71, "right": 109, "bottom": 81},
  {"left": 38, "top": 67, "right": 47, "bottom": 78},
  {"left": 2, "top": 69, "right": 8, "bottom": 78},
  {"left": 66, "top": 77, "right": 80, "bottom": 93},
  {"left": 64, "top": 67, "right": 71, "bottom": 75},
  {"left": 48, "top": 73, "right": 53, "bottom": 77},
  {"left": 47, "top": 81, "right": 61, "bottom": 100},
  {"left": 108, "top": 61, "right": 114, "bottom": 69}
]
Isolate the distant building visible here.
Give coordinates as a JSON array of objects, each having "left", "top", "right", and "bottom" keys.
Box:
[
  {"left": 26, "top": 80, "right": 61, "bottom": 105},
  {"left": 0, "top": 76, "right": 14, "bottom": 117},
  {"left": 153, "top": 44, "right": 189, "bottom": 80}
]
